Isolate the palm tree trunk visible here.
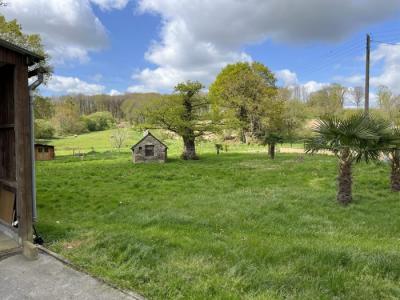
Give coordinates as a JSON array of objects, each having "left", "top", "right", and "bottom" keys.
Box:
[
  {"left": 268, "top": 143, "right": 276, "bottom": 159},
  {"left": 391, "top": 150, "right": 400, "bottom": 192},
  {"left": 337, "top": 152, "right": 353, "bottom": 205}
]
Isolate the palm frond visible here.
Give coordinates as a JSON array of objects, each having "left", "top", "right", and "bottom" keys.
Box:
[{"left": 306, "top": 113, "right": 392, "bottom": 163}]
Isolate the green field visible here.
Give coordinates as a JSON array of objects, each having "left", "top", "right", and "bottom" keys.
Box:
[
  {"left": 43, "top": 129, "right": 280, "bottom": 156},
  {"left": 36, "top": 131, "right": 400, "bottom": 299}
]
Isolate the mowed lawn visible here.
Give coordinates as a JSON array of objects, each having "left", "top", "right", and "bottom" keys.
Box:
[{"left": 35, "top": 140, "right": 400, "bottom": 299}]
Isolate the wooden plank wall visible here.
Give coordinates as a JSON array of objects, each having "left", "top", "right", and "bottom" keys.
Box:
[{"left": 0, "top": 65, "right": 16, "bottom": 181}]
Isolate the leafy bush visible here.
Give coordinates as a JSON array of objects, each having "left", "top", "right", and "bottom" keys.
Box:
[
  {"left": 56, "top": 118, "right": 88, "bottom": 136},
  {"left": 82, "top": 112, "right": 115, "bottom": 132},
  {"left": 35, "top": 119, "right": 55, "bottom": 139}
]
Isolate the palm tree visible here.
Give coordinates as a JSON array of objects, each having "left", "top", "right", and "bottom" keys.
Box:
[
  {"left": 390, "top": 147, "right": 400, "bottom": 191},
  {"left": 378, "top": 127, "right": 400, "bottom": 191},
  {"left": 305, "top": 113, "right": 386, "bottom": 205},
  {"left": 261, "top": 132, "right": 283, "bottom": 159}
]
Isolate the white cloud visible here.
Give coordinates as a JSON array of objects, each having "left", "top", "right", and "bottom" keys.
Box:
[
  {"left": 132, "top": 0, "right": 400, "bottom": 91},
  {"left": 127, "top": 84, "right": 158, "bottom": 93},
  {"left": 336, "top": 44, "right": 400, "bottom": 95},
  {"left": 276, "top": 69, "right": 298, "bottom": 87},
  {"left": 91, "top": 73, "right": 104, "bottom": 82},
  {"left": 138, "top": 0, "right": 400, "bottom": 44},
  {"left": 302, "top": 81, "right": 329, "bottom": 94},
  {"left": 2, "top": 0, "right": 109, "bottom": 63},
  {"left": 109, "top": 89, "right": 123, "bottom": 96},
  {"left": 90, "top": 0, "right": 130, "bottom": 10},
  {"left": 334, "top": 74, "right": 364, "bottom": 87},
  {"left": 46, "top": 75, "right": 105, "bottom": 95},
  {"left": 132, "top": 13, "right": 251, "bottom": 91},
  {"left": 370, "top": 44, "right": 400, "bottom": 94}
]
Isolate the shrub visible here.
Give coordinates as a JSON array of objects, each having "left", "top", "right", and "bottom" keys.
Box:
[
  {"left": 82, "top": 112, "right": 115, "bottom": 132},
  {"left": 35, "top": 119, "right": 55, "bottom": 139}
]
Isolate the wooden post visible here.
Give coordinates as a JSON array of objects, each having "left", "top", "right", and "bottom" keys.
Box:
[
  {"left": 365, "top": 34, "right": 371, "bottom": 113},
  {"left": 14, "top": 60, "right": 33, "bottom": 243}
]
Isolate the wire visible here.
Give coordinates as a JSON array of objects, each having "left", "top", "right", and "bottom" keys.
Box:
[
  {"left": 292, "top": 34, "right": 400, "bottom": 84},
  {"left": 371, "top": 39, "right": 400, "bottom": 46},
  {"left": 301, "top": 43, "right": 363, "bottom": 73},
  {"left": 301, "top": 44, "right": 365, "bottom": 77},
  {"left": 372, "top": 33, "right": 400, "bottom": 39}
]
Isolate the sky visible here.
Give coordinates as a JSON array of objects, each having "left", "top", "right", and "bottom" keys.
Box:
[{"left": 2, "top": 0, "right": 400, "bottom": 103}]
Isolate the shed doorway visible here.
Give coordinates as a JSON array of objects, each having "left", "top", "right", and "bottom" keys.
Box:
[{"left": 0, "top": 63, "right": 18, "bottom": 249}]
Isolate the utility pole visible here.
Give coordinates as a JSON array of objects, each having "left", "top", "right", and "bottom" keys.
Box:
[{"left": 365, "top": 34, "right": 371, "bottom": 113}]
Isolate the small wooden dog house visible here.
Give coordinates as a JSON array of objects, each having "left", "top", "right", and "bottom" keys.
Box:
[
  {"left": 131, "top": 132, "right": 168, "bottom": 163},
  {"left": 35, "top": 144, "right": 55, "bottom": 161},
  {"left": 0, "top": 38, "right": 44, "bottom": 257}
]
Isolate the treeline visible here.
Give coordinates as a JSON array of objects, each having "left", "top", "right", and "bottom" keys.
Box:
[
  {"left": 127, "top": 61, "right": 400, "bottom": 160},
  {"left": 33, "top": 93, "right": 161, "bottom": 138},
  {"left": 34, "top": 72, "right": 400, "bottom": 142}
]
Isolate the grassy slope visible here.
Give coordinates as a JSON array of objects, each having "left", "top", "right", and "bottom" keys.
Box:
[{"left": 36, "top": 132, "right": 400, "bottom": 299}]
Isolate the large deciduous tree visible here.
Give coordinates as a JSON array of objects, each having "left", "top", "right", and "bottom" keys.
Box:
[
  {"left": 34, "top": 95, "right": 54, "bottom": 120},
  {"left": 52, "top": 99, "right": 87, "bottom": 135},
  {"left": 255, "top": 93, "right": 286, "bottom": 159},
  {"left": 377, "top": 86, "right": 400, "bottom": 125},
  {"left": 307, "top": 84, "right": 347, "bottom": 116},
  {"left": 278, "top": 88, "right": 307, "bottom": 145},
  {"left": 139, "top": 81, "right": 218, "bottom": 160},
  {"left": 209, "top": 62, "right": 277, "bottom": 143},
  {"left": 351, "top": 86, "right": 364, "bottom": 109},
  {"left": 0, "top": 15, "right": 52, "bottom": 79}
]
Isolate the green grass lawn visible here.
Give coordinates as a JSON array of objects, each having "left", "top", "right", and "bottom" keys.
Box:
[
  {"left": 42, "top": 129, "right": 274, "bottom": 156},
  {"left": 35, "top": 133, "right": 400, "bottom": 299}
]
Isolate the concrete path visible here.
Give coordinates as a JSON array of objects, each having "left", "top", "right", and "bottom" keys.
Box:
[
  {"left": 279, "top": 147, "right": 333, "bottom": 156},
  {"left": 0, "top": 253, "right": 144, "bottom": 300},
  {"left": 0, "top": 232, "right": 18, "bottom": 253}
]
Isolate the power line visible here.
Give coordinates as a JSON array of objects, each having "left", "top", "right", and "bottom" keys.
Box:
[
  {"left": 299, "top": 38, "right": 363, "bottom": 71},
  {"left": 301, "top": 44, "right": 364, "bottom": 78},
  {"left": 372, "top": 33, "right": 400, "bottom": 39},
  {"left": 292, "top": 33, "right": 400, "bottom": 103},
  {"left": 371, "top": 39, "right": 400, "bottom": 46},
  {"left": 300, "top": 42, "right": 364, "bottom": 75}
]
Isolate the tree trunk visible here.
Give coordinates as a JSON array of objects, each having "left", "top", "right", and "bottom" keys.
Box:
[
  {"left": 267, "top": 143, "right": 276, "bottom": 160},
  {"left": 391, "top": 150, "right": 400, "bottom": 192},
  {"left": 239, "top": 129, "right": 246, "bottom": 144},
  {"left": 182, "top": 136, "right": 197, "bottom": 160},
  {"left": 337, "top": 153, "right": 353, "bottom": 205}
]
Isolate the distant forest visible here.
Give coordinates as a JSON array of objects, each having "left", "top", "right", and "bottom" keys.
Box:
[
  {"left": 34, "top": 83, "right": 400, "bottom": 143},
  {"left": 33, "top": 93, "right": 162, "bottom": 138}
]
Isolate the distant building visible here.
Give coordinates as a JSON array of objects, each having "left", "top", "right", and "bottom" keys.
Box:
[
  {"left": 131, "top": 132, "right": 168, "bottom": 163},
  {"left": 34, "top": 144, "right": 55, "bottom": 161}
]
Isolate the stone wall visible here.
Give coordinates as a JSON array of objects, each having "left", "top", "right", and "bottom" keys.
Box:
[{"left": 132, "top": 134, "right": 167, "bottom": 163}]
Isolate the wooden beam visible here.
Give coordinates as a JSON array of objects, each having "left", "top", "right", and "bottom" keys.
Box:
[
  {"left": 0, "top": 124, "right": 15, "bottom": 129},
  {"left": 0, "top": 179, "right": 17, "bottom": 189},
  {"left": 14, "top": 57, "right": 33, "bottom": 243}
]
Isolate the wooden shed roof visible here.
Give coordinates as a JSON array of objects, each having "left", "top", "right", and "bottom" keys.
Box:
[
  {"left": 34, "top": 144, "right": 54, "bottom": 148},
  {"left": 131, "top": 132, "right": 168, "bottom": 150},
  {"left": 0, "top": 38, "right": 44, "bottom": 65}
]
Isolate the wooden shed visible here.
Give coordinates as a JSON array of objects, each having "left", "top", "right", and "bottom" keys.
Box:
[
  {"left": 0, "top": 38, "right": 44, "bottom": 257},
  {"left": 35, "top": 144, "right": 55, "bottom": 161},
  {"left": 131, "top": 132, "right": 168, "bottom": 163}
]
